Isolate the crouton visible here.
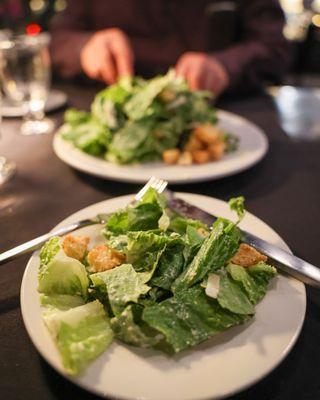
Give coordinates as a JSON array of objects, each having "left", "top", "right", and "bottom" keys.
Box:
[
  {"left": 208, "top": 140, "right": 226, "bottom": 160},
  {"left": 230, "top": 243, "right": 267, "bottom": 267},
  {"left": 191, "top": 149, "right": 211, "bottom": 164},
  {"left": 194, "top": 124, "right": 222, "bottom": 144},
  {"left": 62, "top": 235, "right": 90, "bottom": 261},
  {"left": 177, "top": 151, "right": 193, "bottom": 165},
  {"left": 184, "top": 135, "right": 203, "bottom": 152},
  {"left": 87, "top": 245, "right": 126, "bottom": 273},
  {"left": 163, "top": 148, "right": 181, "bottom": 164}
]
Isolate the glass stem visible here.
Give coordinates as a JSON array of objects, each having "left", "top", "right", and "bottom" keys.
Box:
[{"left": 23, "top": 100, "right": 45, "bottom": 124}]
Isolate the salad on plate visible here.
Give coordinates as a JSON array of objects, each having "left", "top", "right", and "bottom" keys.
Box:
[
  {"left": 59, "top": 70, "right": 238, "bottom": 166},
  {"left": 37, "top": 188, "right": 276, "bottom": 375}
]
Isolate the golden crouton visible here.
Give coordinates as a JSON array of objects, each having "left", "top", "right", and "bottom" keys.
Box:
[
  {"left": 184, "top": 135, "right": 203, "bottom": 152},
  {"left": 87, "top": 245, "right": 126, "bottom": 273},
  {"left": 163, "top": 148, "right": 181, "bottom": 165},
  {"left": 230, "top": 243, "right": 267, "bottom": 267},
  {"left": 208, "top": 141, "right": 226, "bottom": 160},
  {"left": 191, "top": 149, "right": 210, "bottom": 164},
  {"left": 177, "top": 151, "right": 193, "bottom": 165},
  {"left": 62, "top": 235, "right": 90, "bottom": 261},
  {"left": 194, "top": 124, "right": 222, "bottom": 144}
]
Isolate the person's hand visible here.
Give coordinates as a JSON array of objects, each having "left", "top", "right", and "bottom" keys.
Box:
[
  {"left": 175, "top": 52, "right": 229, "bottom": 97},
  {"left": 80, "top": 28, "right": 134, "bottom": 84}
]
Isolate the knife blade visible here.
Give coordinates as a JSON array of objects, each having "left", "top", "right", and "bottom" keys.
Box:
[{"left": 168, "top": 197, "right": 320, "bottom": 288}]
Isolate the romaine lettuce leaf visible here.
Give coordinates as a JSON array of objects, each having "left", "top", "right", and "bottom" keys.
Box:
[
  {"left": 227, "top": 262, "right": 276, "bottom": 304},
  {"left": 90, "top": 264, "right": 150, "bottom": 315},
  {"left": 143, "top": 286, "right": 248, "bottom": 353},
  {"left": 43, "top": 300, "right": 113, "bottom": 375},
  {"left": 150, "top": 246, "right": 185, "bottom": 290},
  {"left": 105, "top": 188, "right": 164, "bottom": 235},
  {"left": 111, "top": 304, "right": 162, "bottom": 348},
  {"left": 217, "top": 271, "right": 254, "bottom": 315},
  {"left": 40, "top": 294, "right": 85, "bottom": 310},
  {"left": 169, "top": 215, "right": 209, "bottom": 236},
  {"left": 38, "top": 248, "right": 89, "bottom": 299},
  {"left": 124, "top": 70, "right": 175, "bottom": 120},
  {"left": 172, "top": 218, "right": 241, "bottom": 292},
  {"left": 39, "top": 236, "right": 61, "bottom": 268}
]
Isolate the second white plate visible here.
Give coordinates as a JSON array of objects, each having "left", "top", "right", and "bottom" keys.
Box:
[{"left": 53, "top": 110, "right": 268, "bottom": 184}]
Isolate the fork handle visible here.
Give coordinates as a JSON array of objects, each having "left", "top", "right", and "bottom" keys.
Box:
[{"left": 0, "top": 220, "right": 95, "bottom": 265}]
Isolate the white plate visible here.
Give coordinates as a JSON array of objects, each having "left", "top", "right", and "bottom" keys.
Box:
[
  {"left": 2, "top": 90, "right": 67, "bottom": 117},
  {"left": 21, "top": 193, "right": 306, "bottom": 400},
  {"left": 53, "top": 110, "right": 268, "bottom": 184}
]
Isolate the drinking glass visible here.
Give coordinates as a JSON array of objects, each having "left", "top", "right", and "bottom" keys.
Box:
[
  {"left": 0, "top": 33, "right": 53, "bottom": 135},
  {"left": 0, "top": 91, "right": 16, "bottom": 185}
]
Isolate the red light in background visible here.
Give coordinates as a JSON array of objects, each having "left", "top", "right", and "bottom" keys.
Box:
[{"left": 26, "top": 23, "right": 42, "bottom": 36}]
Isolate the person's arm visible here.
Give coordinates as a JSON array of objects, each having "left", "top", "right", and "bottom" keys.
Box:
[
  {"left": 50, "top": 1, "right": 134, "bottom": 83},
  {"left": 212, "top": 0, "right": 291, "bottom": 92},
  {"left": 176, "top": 0, "right": 290, "bottom": 96},
  {"left": 49, "top": 0, "right": 92, "bottom": 78}
]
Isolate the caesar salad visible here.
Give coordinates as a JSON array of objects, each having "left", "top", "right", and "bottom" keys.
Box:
[
  {"left": 59, "top": 70, "right": 238, "bottom": 165},
  {"left": 37, "top": 189, "right": 276, "bottom": 375}
]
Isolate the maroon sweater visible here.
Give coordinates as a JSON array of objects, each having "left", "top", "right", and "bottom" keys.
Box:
[{"left": 50, "top": 0, "right": 290, "bottom": 92}]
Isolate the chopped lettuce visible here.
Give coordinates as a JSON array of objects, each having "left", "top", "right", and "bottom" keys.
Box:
[
  {"left": 38, "top": 244, "right": 89, "bottom": 299},
  {"left": 172, "top": 218, "right": 241, "bottom": 292},
  {"left": 150, "top": 246, "right": 185, "bottom": 290},
  {"left": 143, "top": 286, "right": 248, "bottom": 353},
  {"left": 111, "top": 304, "right": 162, "bottom": 348},
  {"left": 90, "top": 264, "right": 150, "bottom": 315},
  {"left": 227, "top": 262, "right": 277, "bottom": 304},
  {"left": 217, "top": 271, "right": 254, "bottom": 315},
  {"left": 43, "top": 300, "right": 113, "bottom": 375},
  {"left": 105, "top": 188, "right": 164, "bottom": 236},
  {"left": 40, "top": 294, "right": 85, "bottom": 310},
  {"left": 39, "top": 236, "right": 61, "bottom": 268}
]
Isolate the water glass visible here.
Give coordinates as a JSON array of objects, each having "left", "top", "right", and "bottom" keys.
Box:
[
  {"left": 0, "top": 91, "right": 16, "bottom": 185},
  {"left": 0, "top": 33, "right": 53, "bottom": 135}
]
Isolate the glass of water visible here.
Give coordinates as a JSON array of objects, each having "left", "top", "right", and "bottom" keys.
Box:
[
  {"left": 0, "top": 91, "right": 16, "bottom": 185},
  {"left": 0, "top": 33, "right": 53, "bottom": 135}
]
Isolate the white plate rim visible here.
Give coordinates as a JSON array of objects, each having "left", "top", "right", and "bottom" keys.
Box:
[
  {"left": 2, "top": 89, "right": 67, "bottom": 117},
  {"left": 53, "top": 110, "right": 269, "bottom": 184},
  {"left": 20, "top": 193, "right": 306, "bottom": 400}
]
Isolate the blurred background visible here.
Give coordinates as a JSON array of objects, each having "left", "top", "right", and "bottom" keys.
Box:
[{"left": 0, "top": 0, "right": 319, "bottom": 85}]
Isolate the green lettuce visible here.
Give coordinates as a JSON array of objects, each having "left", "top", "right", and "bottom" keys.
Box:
[
  {"left": 43, "top": 300, "right": 113, "bottom": 375},
  {"left": 111, "top": 304, "right": 162, "bottom": 348},
  {"left": 227, "top": 262, "right": 277, "bottom": 304},
  {"left": 124, "top": 70, "right": 175, "bottom": 120},
  {"left": 40, "top": 294, "right": 85, "bottom": 310},
  {"left": 172, "top": 218, "right": 241, "bottom": 292},
  {"left": 90, "top": 264, "right": 150, "bottom": 315},
  {"left": 217, "top": 271, "right": 254, "bottom": 315},
  {"left": 105, "top": 188, "right": 165, "bottom": 236},
  {"left": 38, "top": 239, "right": 89, "bottom": 299},
  {"left": 143, "top": 286, "right": 248, "bottom": 353}
]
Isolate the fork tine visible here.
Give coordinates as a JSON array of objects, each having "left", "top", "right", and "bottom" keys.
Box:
[
  {"left": 150, "top": 177, "right": 168, "bottom": 193},
  {"left": 135, "top": 177, "right": 155, "bottom": 201}
]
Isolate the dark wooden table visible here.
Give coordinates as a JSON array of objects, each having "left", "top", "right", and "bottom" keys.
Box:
[{"left": 1, "top": 83, "right": 320, "bottom": 400}]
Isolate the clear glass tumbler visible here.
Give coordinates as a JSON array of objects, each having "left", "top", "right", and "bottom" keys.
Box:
[
  {"left": 0, "top": 33, "right": 53, "bottom": 135},
  {"left": 0, "top": 91, "right": 16, "bottom": 185}
]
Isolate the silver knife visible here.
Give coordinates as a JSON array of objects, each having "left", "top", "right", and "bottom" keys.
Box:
[{"left": 168, "top": 196, "right": 320, "bottom": 288}]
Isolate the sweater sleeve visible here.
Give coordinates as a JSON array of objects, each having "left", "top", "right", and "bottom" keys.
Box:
[
  {"left": 212, "top": 0, "right": 291, "bottom": 92},
  {"left": 49, "top": 0, "right": 93, "bottom": 78}
]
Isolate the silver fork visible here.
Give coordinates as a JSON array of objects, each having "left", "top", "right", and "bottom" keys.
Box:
[
  {"left": 150, "top": 177, "right": 320, "bottom": 287},
  {"left": 0, "top": 177, "right": 167, "bottom": 265}
]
